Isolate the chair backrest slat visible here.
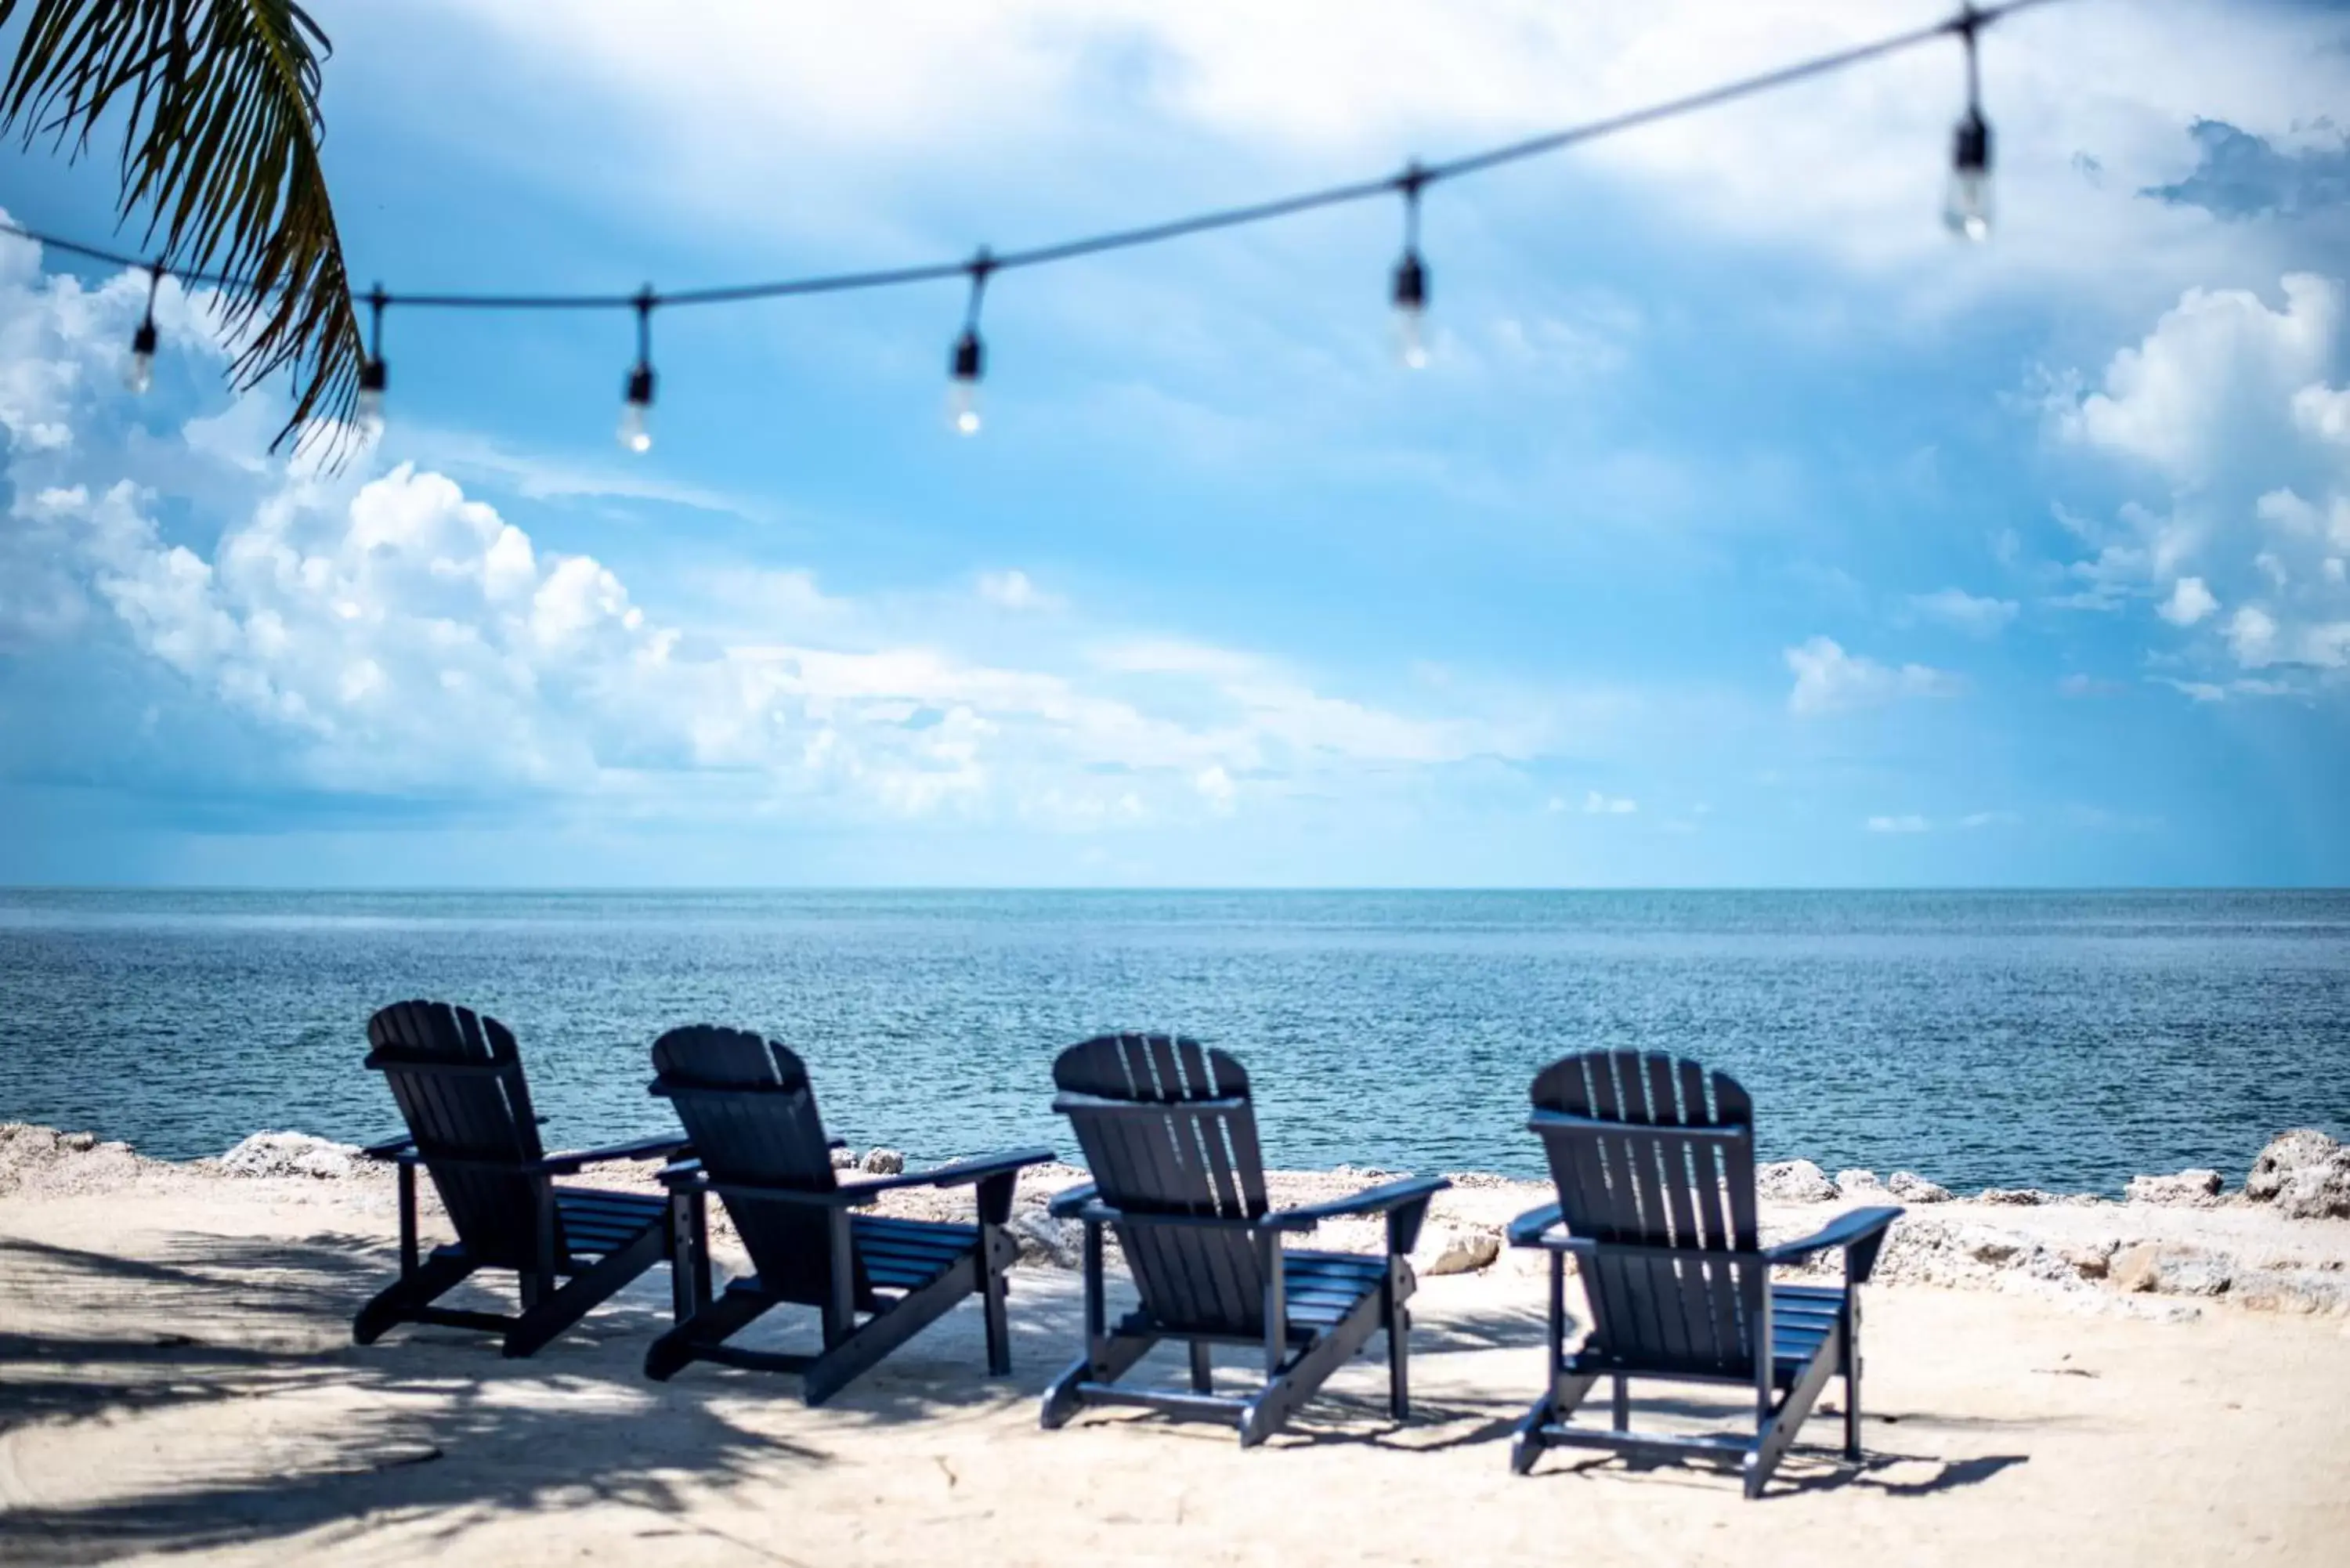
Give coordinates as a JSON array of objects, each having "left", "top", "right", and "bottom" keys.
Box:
[
  {"left": 1053, "top": 1033, "right": 1270, "bottom": 1337},
  {"left": 650, "top": 1025, "right": 868, "bottom": 1309},
  {"left": 366, "top": 1000, "right": 556, "bottom": 1271},
  {"left": 1529, "top": 1050, "right": 1762, "bottom": 1379}
]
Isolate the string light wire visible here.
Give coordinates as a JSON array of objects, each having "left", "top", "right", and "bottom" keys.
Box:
[{"left": 2, "top": 0, "right": 2063, "bottom": 430}]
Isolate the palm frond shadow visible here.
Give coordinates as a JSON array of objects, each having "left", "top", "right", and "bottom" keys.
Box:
[{"left": 0, "top": 1231, "right": 822, "bottom": 1562}]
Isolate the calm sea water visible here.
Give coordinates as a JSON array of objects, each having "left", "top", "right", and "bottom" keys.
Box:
[{"left": 1, "top": 889, "right": 2344, "bottom": 1193}]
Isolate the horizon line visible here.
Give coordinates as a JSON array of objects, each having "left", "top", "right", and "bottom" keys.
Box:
[{"left": 4, "top": 883, "right": 2344, "bottom": 896}]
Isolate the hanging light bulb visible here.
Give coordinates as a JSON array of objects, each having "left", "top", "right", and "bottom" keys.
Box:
[
  {"left": 356, "top": 286, "right": 388, "bottom": 438},
  {"left": 1944, "top": 107, "right": 1993, "bottom": 242},
  {"left": 619, "top": 287, "right": 656, "bottom": 453},
  {"left": 1943, "top": 5, "right": 1994, "bottom": 242},
  {"left": 125, "top": 317, "right": 157, "bottom": 395},
  {"left": 1393, "top": 251, "right": 1429, "bottom": 370},
  {"left": 948, "top": 250, "right": 992, "bottom": 435},
  {"left": 1391, "top": 165, "right": 1430, "bottom": 370},
  {"left": 356, "top": 360, "right": 388, "bottom": 436},
  {"left": 949, "top": 328, "right": 984, "bottom": 435},
  {"left": 124, "top": 266, "right": 161, "bottom": 394},
  {"left": 618, "top": 366, "right": 654, "bottom": 452}
]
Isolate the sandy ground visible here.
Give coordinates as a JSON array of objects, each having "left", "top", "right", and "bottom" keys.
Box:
[{"left": 3, "top": 1160, "right": 2348, "bottom": 1566}]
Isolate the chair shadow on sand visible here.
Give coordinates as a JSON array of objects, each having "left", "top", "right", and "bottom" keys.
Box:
[
  {"left": 0, "top": 1226, "right": 2041, "bottom": 1559},
  {"left": 1198, "top": 1298, "right": 2036, "bottom": 1498}
]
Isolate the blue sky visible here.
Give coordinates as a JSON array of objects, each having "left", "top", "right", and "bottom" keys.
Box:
[{"left": 2, "top": 0, "right": 2348, "bottom": 887}]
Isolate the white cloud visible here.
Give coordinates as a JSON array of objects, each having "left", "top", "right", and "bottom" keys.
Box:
[
  {"left": 2048, "top": 274, "right": 2350, "bottom": 694},
  {"left": 1193, "top": 764, "right": 1237, "bottom": 814},
  {"left": 2225, "top": 604, "right": 2280, "bottom": 667},
  {"left": 27, "top": 459, "right": 1528, "bottom": 813},
  {"left": 1563, "top": 789, "right": 1638, "bottom": 815},
  {"left": 1864, "top": 815, "right": 1929, "bottom": 834},
  {"left": 977, "top": 569, "right": 1063, "bottom": 612},
  {"left": 2294, "top": 383, "right": 2350, "bottom": 447},
  {"left": 0, "top": 233, "right": 1584, "bottom": 828},
  {"left": 1784, "top": 637, "right": 1961, "bottom": 717},
  {"left": 2051, "top": 274, "right": 2340, "bottom": 485},
  {"left": 2157, "top": 576, "right": 2218, "bottom": 627},
  {"left": 400, "top": 0, "right": 2350, "bottom": 299},
  {"left": 1910, "top": 587, "right": 2018, "bottom": 638}
]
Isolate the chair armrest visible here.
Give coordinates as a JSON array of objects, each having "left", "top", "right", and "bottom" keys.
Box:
[
  {"left": 1506, "top": 1201, "right": 1566, "bottom": 1248},
  {"left": 657, "top": 1157, "right": 705, "bottom": 1189},
  {"left": 837, "top": 1146, "right": 1056, "bottom": 1194},
  {"left": 833, "top": 1146, "right": 1054, "bottom": 1226},
  {"left": 1763, "top": 1205, "right": 1903, "bottom": 1282},
  {"left": 540, "top": 1134, "right": 694, "bottom": 1177},
  {"left": 359, "top": 1135, "right": 415, "bottom": 1162},
  {"left": 1047, "top": 1182, "right": 1101, "bottom": 1220},
  {"left": 1264, "top": 1174, "right": 1452, "bottom": 1249}
]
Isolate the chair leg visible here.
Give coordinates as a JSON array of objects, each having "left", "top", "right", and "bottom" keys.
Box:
[
  {"left": 1512, "top": 1369, "right": 1599, "bottom": 1475},
  {"left": 1749, "top": 1325, "right": 1843, "bottom": 1499},
  {"left": 505, "top": 1225, "right": 664, "bottom": 1359},
  {"left": 1387, "top": 1302, "right": 1411, "bottom": 1421},
  {"left": 804, "top": 1255, "right": 989, "bottom": 1406},
  {"left": 980, "top": 1226, "right": 1014, "bottom": 1378},
  {"left": 1241, "top": 1289, "right": 1384, "bottom": 1448},
  {"left": 1040, "top": 1331, "right": 1156, "bottom": 1429},
  {"left": 353, "top": 1252, "right": 475, "bottom": 1345},
  {"left": 645, "top": 1286, "right": 771, "bottom": 1382},
  {"left": 1511, "top": 1390, "right": 1556, "bottom": 1475},
  {"left": 1612, "top": 1376, "right": 1630, "bottom": 1431},
  {"left": 1190, "top": 1341, "right": 1213, "bottom": 1394},
  {"left": 1843, "top": 1290, "right": 1864, "bottom": 1461}
]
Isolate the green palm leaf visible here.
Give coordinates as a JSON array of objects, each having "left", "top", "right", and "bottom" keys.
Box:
[{"left": 2, "top": 0, "right": 360, "bottom": 455}]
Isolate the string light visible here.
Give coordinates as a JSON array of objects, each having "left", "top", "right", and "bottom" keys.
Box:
[
  {"left": 356, "top": 284, "right": 388, "bottom": 437},
  {"left": 949, "top": 251, "right": 991, "bottom": 436},
  {"left": 124, "top": 266, "right": 161, "bottom": 394},
  {"left": 1391, "top": 165, "right": 1430, "bottom": 370},
  {"left": 1945, "top": 5, "right": 1994, "bottom": 241},
  {"left": 619, "top": 287, "right": 656, "bottom": 453},
  {"left": 2, "top": 0, "right": 2058, "bottom": 444}
]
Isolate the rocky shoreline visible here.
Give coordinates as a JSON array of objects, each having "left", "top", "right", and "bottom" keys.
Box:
[{"left": 5, "top": 1121, "right": 2347, "bottom": 1323}]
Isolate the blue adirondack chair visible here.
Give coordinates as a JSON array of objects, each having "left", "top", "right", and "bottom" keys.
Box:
[
  {"left": 1507, "top": 1050, "right": 1901, "bottom": 1496},
  {"left": 642, "top": 1024, "right": 1054, "bottom": 1404},
  {"left": 354, "top": 1000, "right": 688, "bottom": 1358},
  {"left": 1041, "top": 1032, "right": 1450, "bottom": 1445}
]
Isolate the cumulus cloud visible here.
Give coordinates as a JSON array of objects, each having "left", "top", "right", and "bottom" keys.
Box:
[
  {"left": 2047, "top": 273, "right": 2350, "bottom": 692},
  {"left": 2051, "top": 273, "right": 2339, "bottom": 486},
  {"left": 2157, "top": 576, "right": 2218, "bottom": 627},
  {"left": 1784, "top": 637, "right": 1961, "bottom": 717},
  {"left": 16, "top": 451, "right": 1521, "bottom": 818},
  {"left": 1910, "top": 587, "right": 2018, "bottom": 638},
  {"left": 1, "top": 229, "right": 1572, "bottom": 832}
]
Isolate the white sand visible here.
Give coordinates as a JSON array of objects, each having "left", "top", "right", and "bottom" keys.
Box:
[{"left": 3, "top": 1146, "right": 2348, "bottom": 1565}]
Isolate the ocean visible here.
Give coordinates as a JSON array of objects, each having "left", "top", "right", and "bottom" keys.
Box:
[{"left": 1, "top": 888, "right": 2344, "bottom": 1193}]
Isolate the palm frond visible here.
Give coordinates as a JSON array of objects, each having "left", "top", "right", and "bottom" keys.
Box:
[{"left": 2, "top": 0, "right": 360, "bottom": 457}]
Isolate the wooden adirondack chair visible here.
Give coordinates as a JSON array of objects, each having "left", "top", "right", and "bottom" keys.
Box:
[
  {"left": 353, "top": 1000, "right": 689, "bottom": 1358},
  {"left": 642, "top": 1024, "right": 1054, "bottom": 1404},
  {"left": 1040, "top": 1033, "right": 1450, "bottom": 1447},
  {"left": 1506, "top": 1050, "right": 1902, "bottom": 1497}
]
